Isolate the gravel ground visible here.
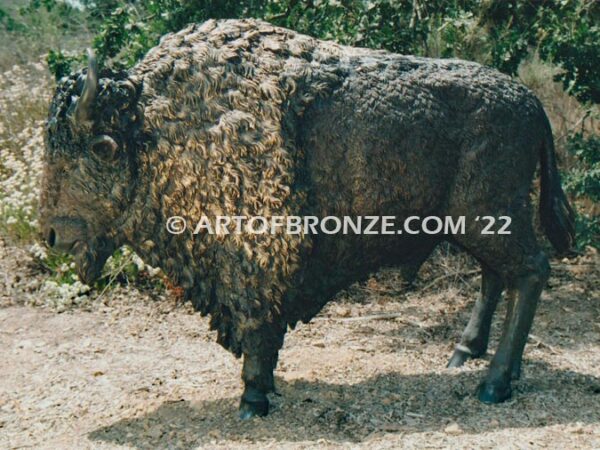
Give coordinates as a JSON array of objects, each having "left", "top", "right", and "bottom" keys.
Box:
[{"left": 1, "top": 247, "right": 599, "bottom": 449}]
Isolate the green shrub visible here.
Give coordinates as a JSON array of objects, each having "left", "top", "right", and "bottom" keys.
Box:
[
  {"left": 4, "top": 0, "right": 597, "bottom": 104},
  {"left": 564, "top": 132, "right": 600, "bottom": 249},
  {"left": 564, "top": 132, "right": 600, "bottom": 202}
]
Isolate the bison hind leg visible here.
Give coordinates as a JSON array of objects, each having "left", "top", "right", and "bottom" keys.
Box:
[
  {"left": 451, "top": 207, "right": 549, "bottom": 404},
  {"left": 477, "top": 250, "right": 550, "bottom": 404},
  {"left": 447, "top": 264, "right": 504, "bottom": 368}
]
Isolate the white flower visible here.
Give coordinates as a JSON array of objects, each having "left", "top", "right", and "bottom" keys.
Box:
[
  {"left": 29, "top": 242, "right": 48, "bottom": 260},
  {"left": 132, "top": 254, "right": 146, "bottom": 271},
  {"left": 147, "top": 266, "right": 162, "bottom": 278}
]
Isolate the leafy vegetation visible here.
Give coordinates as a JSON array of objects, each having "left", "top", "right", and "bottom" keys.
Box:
[
  {"left": 564, "top": 132, "right": 600, "bottom": 249},
  {"left": 565, "top": 133, "right": 600, "bottom": 203},
  {"left": 4, "top": 0, "right": 595, "bottom": 105}
]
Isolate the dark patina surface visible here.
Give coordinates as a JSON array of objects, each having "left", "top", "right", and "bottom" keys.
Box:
[{"left": 40, "top": 19, "right": 575, "bottom": 418}]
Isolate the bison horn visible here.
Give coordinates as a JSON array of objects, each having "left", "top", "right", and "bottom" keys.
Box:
[{"left": 74, "top": 48, "right": 98, "bottom": 122}]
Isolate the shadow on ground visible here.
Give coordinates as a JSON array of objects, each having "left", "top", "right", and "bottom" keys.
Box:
[{"left": 89, "top": 362, "right": 600, "bottom": 449}]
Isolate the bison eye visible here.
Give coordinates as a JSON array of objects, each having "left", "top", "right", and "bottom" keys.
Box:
[{"left": 90, "top": 135, "right": 118, "bottom": 160}]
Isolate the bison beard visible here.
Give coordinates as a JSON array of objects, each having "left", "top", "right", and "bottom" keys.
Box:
[{"left": 41, "top": 19, "right": 575, "bottom": 418}]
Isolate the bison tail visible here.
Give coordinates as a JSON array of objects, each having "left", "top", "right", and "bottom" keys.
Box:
[{"left": 539, "top": 118, "right": 576, "bottom": 254}]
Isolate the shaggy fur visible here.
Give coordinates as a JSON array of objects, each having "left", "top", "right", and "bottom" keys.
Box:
[{"left": 41, "top": 18, "right": 575, "bottom": 417}]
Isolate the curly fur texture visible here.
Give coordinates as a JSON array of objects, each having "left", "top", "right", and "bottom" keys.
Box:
[
  {"left": 42, "top": 18, "right": 575, "bottom": 414},
  {"left": 126, "top": 20, "right": 351, "bottom": 353}
]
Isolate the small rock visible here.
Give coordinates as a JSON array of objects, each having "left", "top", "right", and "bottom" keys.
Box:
[
  {"left": 444, "top": 422, "right": 462, "bottom": 435},
  {"left": 335, "top": 306, "right": 352, "bottom": 317}
]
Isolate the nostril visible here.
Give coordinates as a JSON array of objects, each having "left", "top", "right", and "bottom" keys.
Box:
[{"left": 47, "top": 228, "right": 56, "bottom": 247}]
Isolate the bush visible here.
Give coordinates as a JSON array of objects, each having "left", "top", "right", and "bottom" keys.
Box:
[
  {"left": 21, "top": 0, "right": 595, "bottom": 106},
  {"left": 564, "top": 133, "right": 600, "bottom": 202},
  {"left": 564, "top": 132, "right": 600, "bottom": 249}
]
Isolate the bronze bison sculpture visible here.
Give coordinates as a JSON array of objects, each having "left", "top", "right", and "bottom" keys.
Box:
[{"left": 40, "top": 19, "right": 575, "bottom": 418}]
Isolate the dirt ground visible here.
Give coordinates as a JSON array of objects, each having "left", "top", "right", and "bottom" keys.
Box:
[{"left": 1, "top": 246, "right": 599, "bottom": 449}]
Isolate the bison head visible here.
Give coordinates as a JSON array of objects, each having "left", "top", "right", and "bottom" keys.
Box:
[{"left": 40, "top": 50, "right": 144, "bottom": 284}]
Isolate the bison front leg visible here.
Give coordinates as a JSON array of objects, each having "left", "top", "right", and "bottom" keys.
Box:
[{"left": 239, "top": 323, "right": 286, "bottom": 419}]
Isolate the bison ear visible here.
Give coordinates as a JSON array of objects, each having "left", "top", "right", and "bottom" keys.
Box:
[{"left": 90, "top": 135, "right": 118, "bottom": 160}]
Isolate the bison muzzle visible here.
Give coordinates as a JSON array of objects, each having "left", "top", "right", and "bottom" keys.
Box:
[{"left": 40, "top": 19, "right": 575, "bottom": 418}]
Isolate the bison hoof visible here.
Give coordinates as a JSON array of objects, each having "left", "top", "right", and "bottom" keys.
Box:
[
  {"left": 239, "top": 388, "right": 269, "bottom": 419},
  {"left": 447, "top": 348, "right": 471, "bottom": 368},
  {"left": 477, "top": 381, "right": 512, "bottom": 404}
]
